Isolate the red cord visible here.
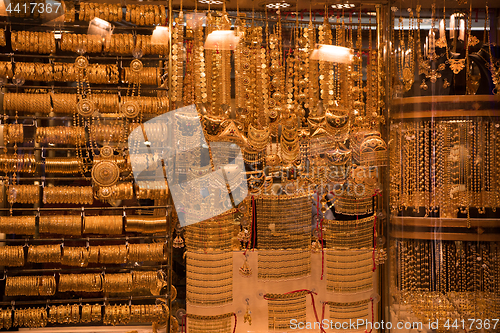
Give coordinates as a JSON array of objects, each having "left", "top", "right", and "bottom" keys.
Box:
[
  {"left": 321, "top": 301, "right": 327, "bottom": 329},
  {"left": 364, "top": 298, "right": 374, "bottom": 333},
  {"left": 372, "top": 215, "right": 377, "bottom": 272},
  {"left": 315, "top": 193, "right": 325, "bottom": 280},
  {"left": 232, "top": 312, "right": 237, "bottom": 333},
  {"left": 182, "top": 314, "right": 186, "bottom": 333},
  {"left": 251, "top": 196, "right": 256, "bottom": 251},
  {"left": 264, "top": 290, "right": 325, "bottom": 333}
]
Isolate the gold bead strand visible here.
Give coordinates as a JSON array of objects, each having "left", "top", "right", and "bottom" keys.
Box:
[{"left": 171, "top": 8, "right": 184, "bottom": 107}]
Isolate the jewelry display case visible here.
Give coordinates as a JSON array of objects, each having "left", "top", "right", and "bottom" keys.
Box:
[
  {"left": 388, "top": 1, "right": 500, "bottom": 332},
  {"left": 0, "top": 0, "right": 498, "bottom": 332},
  {"left": 0, "top": 2, "right": 175, "bottom": 332}
]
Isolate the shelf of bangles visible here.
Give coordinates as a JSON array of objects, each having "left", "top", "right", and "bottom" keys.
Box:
[{"left": 0, "top": 295, "right": 171, "bottom": 329}]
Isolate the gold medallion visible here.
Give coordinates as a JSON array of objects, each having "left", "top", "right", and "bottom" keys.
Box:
[
  {"left": 77, "top": 98, "right": 95, "bottom": 117},
  {"left": 75, "top": 56, "right": 89, "bottom": 69},
  {"left": 100, "top": 146, "right": 114, "bottom": 159},
  {"left": 120, "top": 100, "right": 140, "bottom": 118},
  {"left": 92, "top": 161, "right": 120, "bottom": 187},
  {"left": 130, "top": 59, "right": 143, "bottom": 72}
]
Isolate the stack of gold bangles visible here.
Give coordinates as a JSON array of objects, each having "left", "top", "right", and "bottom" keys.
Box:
[
  {"left": 62, "top": 0, "right": 75, "bottom": 22},
  {"left": 8, "top": 185, "right": 40, "bottom": 204},
  {"left": 60, "top": 33, "right": 103, "bottom": 53},
  {"left": 3, "top": 303, "right": 168, "bottom": 328},
  {"left": 3, "top": 93, "right": 52, "bottom": 114},
  {"left": 50, "top": 93, "right": 78, "bottom": 114},
  {"left": 0, "top": 155, "right": 37, "bottom": 173},
  {"left": 0, "top": 308, "right": 12, "bottom": 329},
  {"left": 78, "top": 2, "right": 123, "bottom": 22},
  {"left": 0, "top": 246, "right": 24, "bottom": 266},
  {"left": 103, "top": 34, "right": 135, "bottom": 54},
  {"left": 121, "top": 96, "right": 169, "bottom": 114},
  {"left": 58, "top": 273, "right": 103, "bottom": 292},
  {"left": 43, "top": 186, "right": 94, "bottom": 205},
  {"left": 103, "top": 273, "right": 132, "bottom": 293},
  {"left": 103, "top": 304, "right": 131, "bottom": 325},
  {"left": 36, "top": 126, "right": 86, "bottom": 145},
  {"left": 44, "top": 157, "right": 82, "bottom": 175},
  {"left": 27, "top": 244, "right": 61, "bottom": 263},
  {"left": 136, "top": 181, "right": 169, "bottom": 200},
  {"left": 83, "top": 215, "right": 123, "bottom": 234},
  {"left": 3, "top": 124, "right": 24, "bottom": 144},
  {"left": 5, "top": 275, "right": 56, "bottom": 296},
  {"left": 11, "top": 31, "right": 56, "bottom": 54},
  {"left": 125, "top": 4, "right": 166, "bottom": 25},
  {"left": 135, "top": 34, "right": 169, "bottom": 55},
  {"left": 13, "top": 62, "right": 119, "bottom": 84},
  {"left": 89, "top": 125, "right": 124, "bottom": 142},
  {"left": 14, "top": 62, "right": 53, "bottom": 81},
  {"left": 61, "top": 247, "right": 89, "bottom": 267},
  {"left": 95, "top": 182, "right": 134, "bottom": 201},
  {"left": 0, "top": 28, "right": 5, "bottom": 46},
  {"left": 85, "top": 65, "right": 120, "bottom": 84},
  {"left": 39, "top": 215, "right": 82, "bottom": 235},
  {"left": 13, "top": 308, "right": 47, "bottom": 328},
  {"left": 80, "top": 304, "right": 102, "bottom": 323},
  {"left": 130, "top": 303, "right": 168, "bottom": 323},
  {"left": 123, "top": 66, "right": 161, "bottom": 85},
  {"left": 0, "top": 216, "right": 36, "bottom": 235},
  {"left": 125, "top": 216, "right": 167, "bottom": 234},
  {"left": 0, "top": 61, "right": 13, "bottom": 78},
  {"left": 53, "top": 62, "right": 77, "bottom": 81},
  {"left": 128, "top": 242, "right": 166, "bottom": 262},
  {"left": 48, "top": 304, "right": 81, "bottom": 324},
  {"left": 92, "top": 94, "right": 120, "bottom": 113},
  {"left": 95, "top": 244, "right": 128, "bottom": 263}
]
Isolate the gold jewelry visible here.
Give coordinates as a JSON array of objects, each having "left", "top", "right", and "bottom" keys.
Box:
[
  {"left": 125, "top": 215, "right": 167, "bottom": 234},
  {"left": 39, "top": 215, "right": 82, "bottom": 235},
  {"left": 265, "top": 292, "right": 307, "bottom": 330},
  {"left": 0, "top": 246, "right": 24, "bottom": 266},
  {"left": 28, "top": 244, "right": 61, "bottom": 263},
  {"left": 186, "top": 251, "right": 233, "bottom": 306},
  {"left": 83, "top": 215, "right": 122, "bottom": 234},
  {"left": 187, "top": 313, "right": 233, "bottom": 333},
  {"left": 43, "top": 186, "right": 93, "bottom": 205}
]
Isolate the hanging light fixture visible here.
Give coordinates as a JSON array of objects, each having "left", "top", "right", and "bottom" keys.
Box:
[
  {"left": 151, "top": 26, "right": 170, "bottom": 46},
  {"left": 88, "top": 17, "right": 113, "bottom": 39},
  {"left": 204, "top": 30, "right": 240, "bottom": 51},
  {"left": 310, "top": 44, "right": 354, "bottom": 64}
]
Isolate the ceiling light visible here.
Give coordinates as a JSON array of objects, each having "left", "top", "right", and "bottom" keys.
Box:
[
  {"left": 310, "top": 44, "right": 353, "bottom": 64},
  {"left": 151, "top": 26, "right": 170, "bottom": 46},
  {"left": 198, "top": 0, "right": 223, "bottom": 5},
  {"left": 205, "top": 30, "right": 240, "bottom": 50},
  {"left": 366, "top": 11, "right": 377, "bottom": 16},
  {"left": 266, "top": 2, "right": 291, "bottom": 9},
  {"left": 331, "top": 3, "right": 356, "bottom": 9},
  {"left": 88, "top": 17, "right": 113, "bottom": 39}
]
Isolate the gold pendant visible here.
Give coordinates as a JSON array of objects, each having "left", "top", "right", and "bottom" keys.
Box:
[
  {"left": 447, "top": 58, "right": 465, "bottom": 74},
  {"left": 468, "top": 35, "right": 480, "bottom": 47},
  {"left": 239, "top": 257, "right": 252, "bottom": 277},
  {"left": 443, "top": 78, "right": 450, "bottom": 89},
  {"left": 435, "top": 37, "right": 447, "bottom": 48},
  {"left": 420, "top": 79, "right": 428, "bottom": 90},
  {"left": 403, "top": 66, "right": 413, "bottom": 82}
]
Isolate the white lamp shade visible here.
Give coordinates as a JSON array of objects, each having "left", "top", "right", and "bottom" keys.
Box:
[
  {"left": 204, "top": 30, "right": 240, "bottom": 50},
  {"left": 151, "top": 26, "right": 170, "bottom": 46},
  {"left": 310, "top": 44, "right": 354, "bottom": 64},
  {"left": 88, "top": 17, "right": 113, "bottom": 38},
  {"left": 0, "top": 0, "right": 7, "bottom": 16}
]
